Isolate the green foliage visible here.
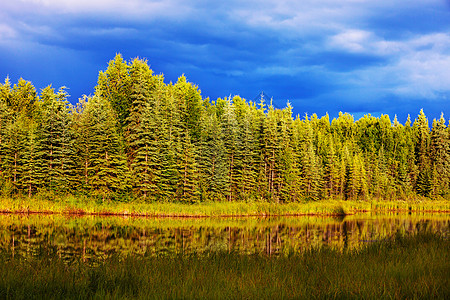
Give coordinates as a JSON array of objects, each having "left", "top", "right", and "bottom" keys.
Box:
[
  {"left": 1, "top": 57, "right": 450, "bottom": 202},
  {"left": 95, "top": 54, "right": 132, "bottom": 130},
  {"left": 34, "top": 86, "right": 74, "bottom": 193},
  {"left": 76, "top": 95, "right": 130, "bottom": 198}
]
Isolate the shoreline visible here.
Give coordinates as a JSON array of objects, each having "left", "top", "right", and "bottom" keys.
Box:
[{"left": 1, "top": 197, "right": 449, "bottom": 217}]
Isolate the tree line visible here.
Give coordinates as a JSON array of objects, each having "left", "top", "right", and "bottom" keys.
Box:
[{"left": 0, "top": 54, "right": 449, "bottom": 202}]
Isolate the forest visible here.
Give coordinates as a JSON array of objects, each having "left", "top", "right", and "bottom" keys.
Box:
[{"left": 0, "top": 54, "right": 449, "bottom": 203}]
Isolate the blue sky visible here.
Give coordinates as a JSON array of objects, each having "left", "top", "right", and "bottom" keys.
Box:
[{"left": 1, "top": 0, "right": 449, "bottom": 122}]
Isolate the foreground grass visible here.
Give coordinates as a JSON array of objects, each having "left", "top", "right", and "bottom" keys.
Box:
[
  {"left": 0, "top": 232, "right": 448, "bottom": 299},
  {"left": 0, "top": 194, "right": 449, "bottom": 217}
]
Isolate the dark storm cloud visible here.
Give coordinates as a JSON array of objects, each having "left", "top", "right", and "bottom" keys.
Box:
[{"left": 0, "top": 0, "right": 449, "bottom": 121}]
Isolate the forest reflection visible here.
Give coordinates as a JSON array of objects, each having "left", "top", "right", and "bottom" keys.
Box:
[{"left": 1, "top": 213, "right": 448, "bottom": 263}]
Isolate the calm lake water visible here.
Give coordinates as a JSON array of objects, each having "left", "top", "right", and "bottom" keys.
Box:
[{"left": 0, "top": 213, "right": 449, "bottom": 262}]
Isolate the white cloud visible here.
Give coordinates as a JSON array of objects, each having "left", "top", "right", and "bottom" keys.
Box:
[
  {"left": 393, "top": 52, "right": 450, "bottom": 98},
  {"left": 325, "top": 29, "right": 450, "bottom": 99},
  {"left": 15, "top": 0, "right": 191, "bottom": 18},
  {"left": 329, "top": 30, "right": 372, "bottom": 52},
  {"left": 0, "top": 24, "right": 16, "bottom": 40}
]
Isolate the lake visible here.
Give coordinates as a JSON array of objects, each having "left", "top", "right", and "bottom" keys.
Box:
[{"left": 1, "top": 212, "right": 449, "bottom": 263}]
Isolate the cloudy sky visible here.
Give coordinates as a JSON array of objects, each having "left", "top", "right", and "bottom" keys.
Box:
[{"left": 1, "top": 0, "right": 449, "bottom": 122}]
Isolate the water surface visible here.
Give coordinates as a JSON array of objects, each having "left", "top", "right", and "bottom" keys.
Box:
[{"left": 0, "top": 213, "right": 448, "bottom": 262}]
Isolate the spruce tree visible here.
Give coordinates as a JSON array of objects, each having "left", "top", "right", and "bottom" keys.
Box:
[
  {"left": 264, "top": 103, "right": 281, "bottom": 201},
  {"left": 176, "top": 130, "right": 199, "bottom": 203},
  {"left": 0, "top": 80, "right": 12, "bottom": 181},
  {"left": 158, "top": 86, "right": 183, "bottom": 201},
  {"left": 232, "top": 96, "right": 257, "bottom": 200},
  {"left": 198, "top": 105, "right": 228, "bottom": 201},
  {"left": 277, "top": 104, "right": 296, "bottom": 202},
  {"left": 125, "top": 58, "right": 158, "bottom": 168},
  {"left": 78, "top": 95, "right": 130, "bottom": 199},
  {"left": 221, "top": 98, "right": 238, "bottom": 201},
  {"left": 10, "top": 78, "right": 38, "bottom": 119},
  {"left": 21, "top": 121, "right": 39, "bottom": 197},
  {"left": 430, "top": 114, "right": 449, "bottom": 196},
  {"left": 95, "top": 54, "right": 132, "bottom": 130},
  {"left": 323, "top": 135, "right": 340, "bottom": 197},
  {"left": 35, "top": 86, "right": 73, "bottom": 193},
  {"left": 413, "top": 109, "right": 431, "bottom": 196},
  {"left": 173, "top": 75, "right": 203, "bottom": 145},
  {"left": 2, "top": 115, "right": 28, "bottom": 192},
  {"left": 298, "top": 118, "right": 322, "bottom": 200},
  {"left": 130, "top": 90, "right": 163, "bottom": 200}
]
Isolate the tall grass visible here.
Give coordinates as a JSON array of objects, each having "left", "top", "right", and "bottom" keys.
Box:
[
  {"left": 0, "top": 232, "right": 448, "bottom": 299},
  {"left": 1, "top": 195, "right": 449, "bottom": 217}
]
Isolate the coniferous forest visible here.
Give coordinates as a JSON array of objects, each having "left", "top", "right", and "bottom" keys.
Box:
[{"left": 0, "top": 54, "right": 449, "bottom": 203}]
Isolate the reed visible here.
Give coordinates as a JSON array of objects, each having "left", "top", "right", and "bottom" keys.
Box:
[{"left": 1, "top": 195, "right": 449, "bottom": 217}]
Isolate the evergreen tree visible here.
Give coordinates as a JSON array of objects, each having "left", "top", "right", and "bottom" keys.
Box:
[
  {"left": 413, "top": 109, "right": 431, "bottom": 196},
  {"left": 125, "top": 58, "right": 158, "bottom": 167},
  {"left": 34, "top": 86, "right": 73, "bottom": 192},
  {"left": 430, "top": 114, "right": 449, "bottom": 196},
  {"left": 2, "top": 115, "right": 28, "bottom": 192},
  {"left": 10, "top": 78, "right": 38, "bottom": 119},
  {"left": 21, "top": 121, "right": 39, "bottom": 197},
  {"left": 78, "top": 95, "right": 130, "bottom": 199},
  {"left": 129, "top": 85, "right": 164, "bottom": 200},
  {"left": 221, "top": 98, "right": 238, "bottom": 201},
  {"left": 176, "top": 130, "right": 199, "bottom": 203},
  {"left": 345, "top": 152, "right": 368, "bottom": 200},
  {"left": 298, "top": 117, "right": 322, "bottom": 200},
  {"left": 0, "top": 80, "right": 12, "bottom": 181},
  {"left": 323, "top": 135, "right": 340, "bottom": 197},
  {"left": 95, "top": 54, "right": 132, "bottom": 130},
  {"left": 198, "top": 104, "right": 228, "bottom": 201},
  {"left": 158, "top": 87, "right": 183, "bottom": 201},
  {"left": 264, "top": 103, "right": 281, "bottom": 201},
  {"left": 173, "top": 75, "right": 203, "bottom": 145},
  {"left": 232, "top": 96, "right": 257, "bottom": 200}
]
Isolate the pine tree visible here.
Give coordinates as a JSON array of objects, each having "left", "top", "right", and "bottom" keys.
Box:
[
  {"left": 95, "top": 54, "right": 132, "bottom": 130},
  {"left": 21, "top": 121, "right": 39, "bottom": 197},
  {"left": 10, "top": 78, "right": 38, "bottom": 119},
  {"left": 34, "top": 86, "right": 73, "bottom": 193},
  {"left": 253, "top": 98, "right": 269, "bottom": 201},
  {"left": 264, "top": 103, "right": 281, "bottom": 201},
  {"left": 176, "top": 130, "right": 199, "bottom": 203},
  {"left": 277, "top": 103, "right": 296, "bottom": 202},
  {"left": 345, "top": 152, "right": 367, "bottom": 200},
  {"left": 125, "top": 58, "right": 158, "bottom": 168},
  {"left": 298, "top": 118, "right": 322, "bottom": 200},
  {"left": 158, "top": 86, "right": 183, "bottom": 201},
  {"left": 413, "top": 109, "right": 431, "bottom": 196},
  {"left": 232, "top": 96, "right": 257, "bottom": 200},
  {"left": 430, "top": 114, "right": 449, "bottom": 196},
  {"left": 323, "top": 135, "right": 340, "bottom": 197},
  {"left": 78, "top": 95, "right": 130, "bottom": 199},
  {"left": 2, "top": 115, "right": 28, "bottom": 192},
  {"left": 173, "top": 75, "right": 203, "bottom": 145},
  {"left": 221, "top": 98, "right": 238, "bottom": 201},
  {"left": 0, "top": 80, "right": 12, "bottom": 181},
  {"left": 198, "top": 104, "right": 228, "bottom": 201},
  {"left": 130, "top": 94, "right": 162, "bottom": 200}
]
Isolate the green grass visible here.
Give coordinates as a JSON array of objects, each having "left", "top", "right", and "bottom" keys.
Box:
[
  {"left": 1, "top": 194, "right": 449, "bottom": 217},
  {"left": 0, "top": 232, "right": 448, "bottom": 299}
]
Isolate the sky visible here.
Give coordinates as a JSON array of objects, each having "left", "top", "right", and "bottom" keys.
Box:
[{"left": 1, "top": 0, "right": 450, "bottom": 123}]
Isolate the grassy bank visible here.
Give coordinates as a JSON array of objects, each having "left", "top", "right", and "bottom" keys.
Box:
[
  {"left": 0, "top": 195, "right": 449, "bottom": 217},
  {"left": 0, "top": 232, "right": 448, "bottom": 299}
]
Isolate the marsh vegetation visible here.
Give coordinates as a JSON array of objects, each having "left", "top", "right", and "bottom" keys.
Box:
[{"left": 0, "top": 230, "right": 448, "bottom": 299}]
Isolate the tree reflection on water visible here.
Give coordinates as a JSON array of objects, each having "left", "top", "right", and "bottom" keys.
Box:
[{"left": 0, "top": 213, "right": 448, "bottom": 263}]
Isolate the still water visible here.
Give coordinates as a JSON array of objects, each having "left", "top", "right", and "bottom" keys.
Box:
[{"left": 0, "top": 213, "right": 449, "bottom": 262}]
